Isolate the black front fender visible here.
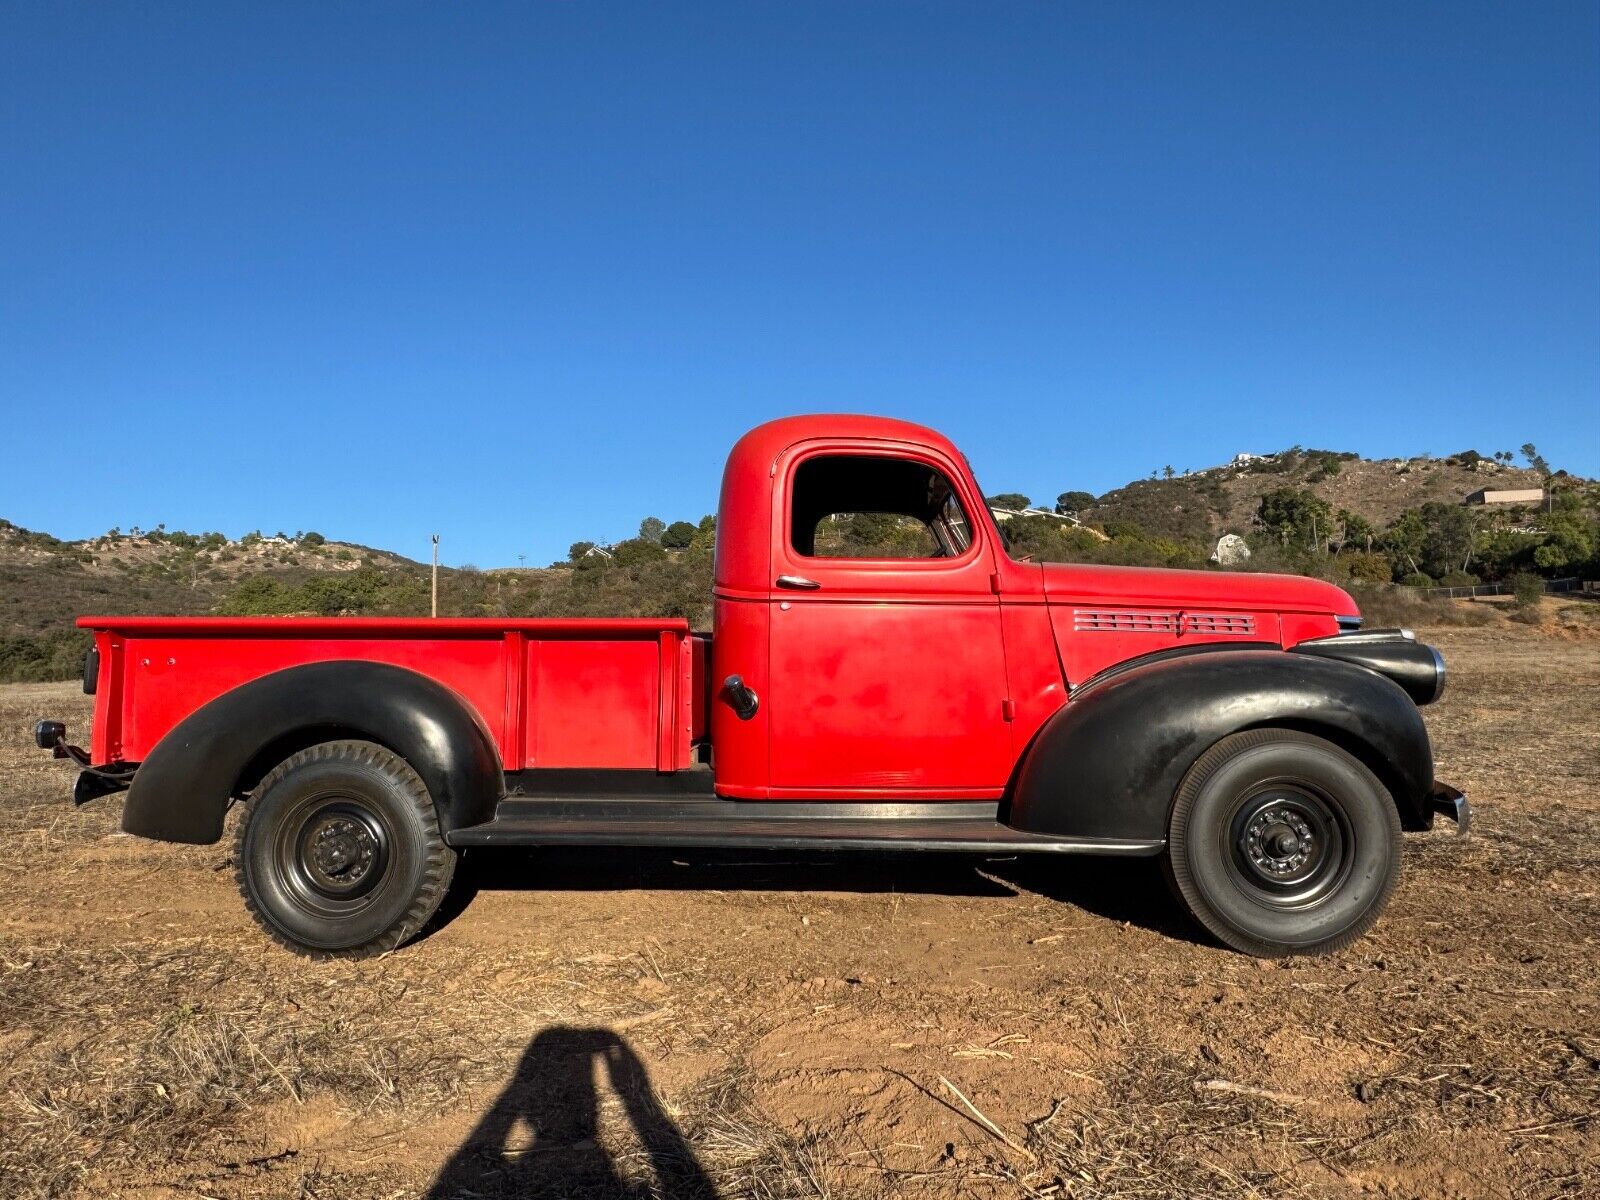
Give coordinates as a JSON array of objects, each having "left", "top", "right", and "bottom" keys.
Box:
[
  {"left": 122, "top": 661, "right": 503, "bottom": 845},
  {"left": 1007, "top": 649, "right": 1434, "bottom": 842}
]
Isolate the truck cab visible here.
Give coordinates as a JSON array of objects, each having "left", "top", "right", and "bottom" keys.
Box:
[{"left": 36, "top": 414, "right": 1466, "bottom": 960}]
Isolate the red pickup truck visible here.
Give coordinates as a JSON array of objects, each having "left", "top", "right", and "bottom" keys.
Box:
[{"left": 36, "top": 415, "right": 1465, "bottom": 960}]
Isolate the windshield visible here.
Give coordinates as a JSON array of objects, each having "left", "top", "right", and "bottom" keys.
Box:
[{"left": 964, "top": 458, "right": 1015, "bottom": 556}]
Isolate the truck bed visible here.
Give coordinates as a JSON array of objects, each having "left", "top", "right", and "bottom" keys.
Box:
[{"left": 77, "top": 616, "right": 708, "bottom": 772}]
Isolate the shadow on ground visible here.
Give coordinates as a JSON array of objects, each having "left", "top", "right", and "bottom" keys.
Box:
[
  {"left": 426, "top": 1026, "right": 716, "bottom": 1200},
  {"left": 425, "top": 847, "right": 1206, "bottom": 949}
]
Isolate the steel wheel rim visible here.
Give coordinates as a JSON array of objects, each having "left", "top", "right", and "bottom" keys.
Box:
[
  {"left": 275, "top": 793, "right": 393, "bottom": 915},
  {"left": 1222, "top": 783, "right": 1350, "bottom": 909}
]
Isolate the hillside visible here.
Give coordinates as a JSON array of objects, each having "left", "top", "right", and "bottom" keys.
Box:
[
  {"left": 0, "top": 518, "right": 715, "bottom": 682},
  {"left": 1078, "top": 450, "right": 1553, "bottom": 545},
  {"left": 4, "top": 443, "right": 1595, "bottom": 682},
  {"left": 0, "top": 523, "right": 431, "bottom": 679}
]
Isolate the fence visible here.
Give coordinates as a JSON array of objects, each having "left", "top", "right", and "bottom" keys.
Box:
[{"left": 1418, "top": 577, "right": 1588, "bottom": 601}]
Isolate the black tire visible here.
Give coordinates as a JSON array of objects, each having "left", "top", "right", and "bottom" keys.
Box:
[
  {"left": 1164, "top": 729, "right": 1401, "bottom": 957},
  {"left": 234, "top": 740, "right": 456, "bottom": 958}
]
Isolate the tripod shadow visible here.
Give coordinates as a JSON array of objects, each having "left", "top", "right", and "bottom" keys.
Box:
[{"left": 426, "top": 1027, "right": 717, "bottom": 1199}]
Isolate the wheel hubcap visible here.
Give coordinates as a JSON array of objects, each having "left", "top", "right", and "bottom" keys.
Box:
[
  {"left": 1227, "top": 788, "right": 1348, "bottom": 908},
  {"left": 1243, "top": 808, "right": 1315, "bottom": 879},
  {"left": 292, "top": 802, "right": 389, "bottom": 901}
]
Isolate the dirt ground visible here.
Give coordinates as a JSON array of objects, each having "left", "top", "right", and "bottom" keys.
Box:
[{"left": 1, "top": 618, "right": 1596, "bottom": 1199}]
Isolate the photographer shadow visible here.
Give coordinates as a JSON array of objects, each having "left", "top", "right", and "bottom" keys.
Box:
[{"left": 426, "top": 1026, "right": 717, "bottom": 1199}]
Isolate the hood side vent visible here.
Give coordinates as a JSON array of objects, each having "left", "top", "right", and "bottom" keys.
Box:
[
  {"left": 1183, "top": 613, "right": 1256, "bottom": 636},
  {"left": 1073, "top": 609, "right": 1256, "bottom": 636},
  {"left": 1074, "top": 609, "right": 1180, "bottom": 633}
]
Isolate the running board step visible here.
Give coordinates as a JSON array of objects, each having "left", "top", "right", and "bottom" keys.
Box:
[{"left": 447, "top": 798, "right": 1163, "bottom": 855}]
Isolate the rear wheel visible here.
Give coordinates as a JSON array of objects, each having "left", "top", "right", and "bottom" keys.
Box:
[
  {"left": 1164, "top": 729, "right": 1401, "bottom": 957},
  {"left": 234, "top": 740, "right": 456, "bottom": 958}
]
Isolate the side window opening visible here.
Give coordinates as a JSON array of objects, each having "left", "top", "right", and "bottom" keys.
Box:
[{"left": 790, "top": 455, "right": 975, "bottom": 560}]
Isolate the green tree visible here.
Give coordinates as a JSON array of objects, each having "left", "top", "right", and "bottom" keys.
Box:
[
  {"left": 1474, "top": 528, "right": 1539, "bottom": 580},
  {"left": 1257, "top": 488, "right": 1332, "bottom": 550},
  {"left": 1055, "top": 491, "right": 1095, "bottom": 514},
  {"left": 1417, "top": 502, "right": 1477, "bottom": 578},
  {"left": 1530, "top": 489, "right": 1596, "bottom": 572},
  {"left": 661, "top": 520, "right": 697, "bottom": 549},
  {"left": 985, "top": 493, "right": 1031, "bottom": 511},
  {"left": 639, "top": 517, "right": 666, "bottom": 544},
  {"left": 1383, "top": 509, "right": 1427, "bottom": 577},
  {"left": 1338, "top": 509, "right": 1376, "bottom": 551},
  {"left": 568, "top": 540, "right": 596, "bottom": 562},
  {"left": 1383, "top": 503, "right": 1477, "bottom": 579}
]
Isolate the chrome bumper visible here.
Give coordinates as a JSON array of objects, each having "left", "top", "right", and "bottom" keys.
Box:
[{"left": 1428, "top": 782, "right": 1470, "bottom": 836}]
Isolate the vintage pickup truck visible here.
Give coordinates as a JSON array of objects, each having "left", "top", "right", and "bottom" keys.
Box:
[{"left": 36, "top": 415, "right": 1465, "bottom": 959}]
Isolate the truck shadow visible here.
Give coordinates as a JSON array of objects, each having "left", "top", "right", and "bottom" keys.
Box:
[
  {"left": 425, "top": 1026, "right": 716, "bottom": 1200},
  {"left": 427, "top": 849, "right": 1203, "bottom": 947}
]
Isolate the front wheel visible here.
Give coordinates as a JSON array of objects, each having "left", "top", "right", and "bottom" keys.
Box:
[
  {"left": 235, "top": 740, "right": 457, "bottom": 958},
  {"left": 1164, "top": 729, "right": 1401, "bottom": 957}
]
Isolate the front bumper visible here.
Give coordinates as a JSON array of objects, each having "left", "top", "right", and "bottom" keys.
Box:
[{"left": 1427, "top": 782, "right": 1470, "bottom": 836}]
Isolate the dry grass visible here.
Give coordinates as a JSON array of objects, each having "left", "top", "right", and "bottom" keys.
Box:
[{"left": 1, "top": 626, "right": 1597, "bottom": 1199}]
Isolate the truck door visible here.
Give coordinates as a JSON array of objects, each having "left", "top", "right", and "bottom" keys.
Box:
[{"left": 766, "top": 445, "right": 1012, "bottom": 796}]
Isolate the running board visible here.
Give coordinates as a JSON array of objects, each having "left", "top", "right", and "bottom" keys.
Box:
[{"left": 447, "top": 798, "right": 1164, "bottom": 856}]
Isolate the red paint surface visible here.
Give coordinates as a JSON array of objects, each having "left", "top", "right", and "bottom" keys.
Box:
[
  {"left": 82, "top": 416, "right": 1359, "bottom": 798},
  {"left": 80, "top": 617, "right": 694, "bottom": 771}
]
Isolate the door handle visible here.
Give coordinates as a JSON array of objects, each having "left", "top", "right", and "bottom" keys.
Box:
[{"left": 775, "top": 575, "right": 821, "bottom": 590}]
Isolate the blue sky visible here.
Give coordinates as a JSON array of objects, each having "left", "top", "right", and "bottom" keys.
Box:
[{"left": 3, "top": 3, "right": 1596, "bottom": 567}]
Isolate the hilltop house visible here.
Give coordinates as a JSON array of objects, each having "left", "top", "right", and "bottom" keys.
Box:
[{"left": 1464, "top": 488, "right": 1545, "bottom": 506}]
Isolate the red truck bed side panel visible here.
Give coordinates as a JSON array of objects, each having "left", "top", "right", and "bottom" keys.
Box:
[{"left": 79, "top": 617, "right": 701, "bottom": 773}]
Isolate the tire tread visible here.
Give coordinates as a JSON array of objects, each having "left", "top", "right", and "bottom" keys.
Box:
[
  {"left": 233, "top": 740, "right": 456, "bottom": 959},
  {"left": 1164, "top": 728, "right": 1402, "bottom": 958}
]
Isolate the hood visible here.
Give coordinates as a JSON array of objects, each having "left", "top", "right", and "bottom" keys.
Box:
[{"left": 1039, "top": 561, "right": 1355, "bottom": 616}]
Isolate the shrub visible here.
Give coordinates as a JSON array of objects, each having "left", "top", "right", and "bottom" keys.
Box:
[
  {"left": 1511, "top": 572, "right": 1543, "bottom": 621},
  {"left": 610, "top": 538, "right": 668, "bottom": 566},
  {"left": 1399, "top": 572, "right": 1434, "bottom": 588},
  {"left": 1341, "top": 552, "right": 1393, "bottom": 584},
  {"left": 1436, "top": 571, "right": 1480, "bottom": 588}
]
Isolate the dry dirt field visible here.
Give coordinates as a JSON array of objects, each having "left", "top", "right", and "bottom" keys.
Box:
[{"left": 1, "top": 619, "right": 1596, "bottom": 1199}]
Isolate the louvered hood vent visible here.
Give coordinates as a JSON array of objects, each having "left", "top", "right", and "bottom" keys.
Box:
[{"left": 1073, "top": 609, "right": 1255, "bottom": 636}]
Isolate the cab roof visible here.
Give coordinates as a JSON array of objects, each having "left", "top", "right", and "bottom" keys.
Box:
[
  {"left": 726, "top": 414, "right": 965, "bottom": 472},
  {"left": 713, "top": 414, "right": 970, "bottom": 597}
]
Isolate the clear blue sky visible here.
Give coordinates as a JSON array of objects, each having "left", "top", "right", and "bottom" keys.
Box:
[{"left": 4, "top": 3, "right": 1596, "bottom": 567}]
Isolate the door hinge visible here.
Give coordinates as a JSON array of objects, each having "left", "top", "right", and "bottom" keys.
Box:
[
  {"left": 1001, "top": 698, "right": 1016, "bottom": 721},
  {"left": 989, "top": 572, "right": 1001, "bottom": 594}
]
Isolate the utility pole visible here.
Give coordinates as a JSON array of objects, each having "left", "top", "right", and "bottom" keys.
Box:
[{"left": 431, "top": 534, "right": 440, "bottom": 618}]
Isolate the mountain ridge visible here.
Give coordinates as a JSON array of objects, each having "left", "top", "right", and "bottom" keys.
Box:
[{"left": 4, "top": 443, "right": 1594, "bottom": 681}]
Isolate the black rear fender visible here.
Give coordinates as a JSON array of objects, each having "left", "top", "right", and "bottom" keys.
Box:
[
  {"left": 1006, "top": 649, "right": 1434, "bottom": 842},
  {"left": 122, "top": 661, "right": 503, "bottom": 845}
]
